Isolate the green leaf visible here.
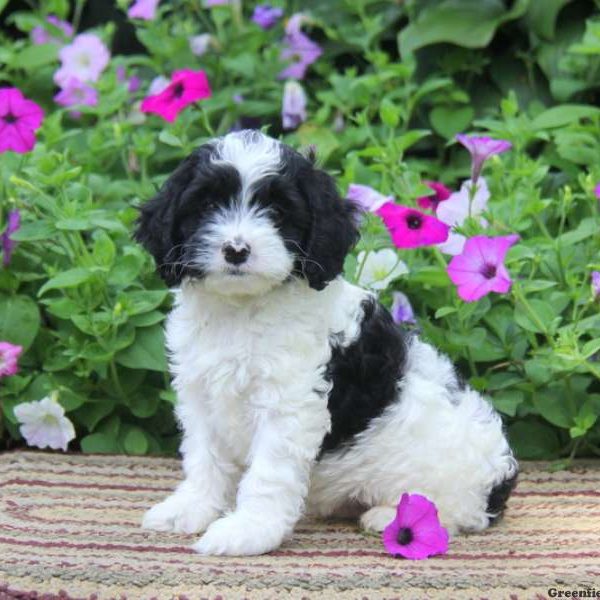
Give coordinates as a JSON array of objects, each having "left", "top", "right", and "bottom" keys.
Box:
[
  {"left": 531, "top": 104, "right": 600, "bottom": 129},
  {"left": 10, "top": 221, "right": 56, "bottom": 241},
  {"left": 492, "top": 390, "right": 524, "bottom": 417},
  {"left": 398, "top": 0, "right": 529, "bottom": 56},
  {"left": 435, "top": 306, "right": 457, "bottom": 319},
  {"left": 126, "top": 389, "right": 161, "bottom": 418},
  {"left": 380, "top": 98, "right": 401, "bottom": 128},
  {"left": 38, "top": 268, "right": 95, "bottom": 296},
  {"left": 525, "top": 0, "right": 572, "bottom": 40},
  {"left": 0, "top": 294, "right": 40, "bottom": 350},
  {"left": 11, "top": 43, "right": 59, "bottom": 69},
  {"left": 508, "top": 420, "right": 561, "bottom": 459},
  {"left": 123, "top": 290, "right": 169, "bottom": 315},
  {"left": 80, "top": 432, "right": 121, "bottom": 454},
  {"left": 429, "top": 106, "right": 474, "bottom": 139},
  {"left": 115, "top": 325, "right": 167, "bottom": 372},
  {"left": 108, "top": 254, "right": 144, "bottom": 287},
  {"left": 123, "top": 427, "right": 149, "bottom": 455},
  {"left": 158, "top": 131, "right": 184, "bottom": 147},
  {"left": 71, "top": 399, "right": 116, "bottom": 432},
  {"left": 514, "top": 299, "right": 559, "bottom": 334}
]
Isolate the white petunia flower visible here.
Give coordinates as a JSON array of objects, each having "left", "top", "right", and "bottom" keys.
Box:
[
  {"left": 14, "top": 393, "right": 76, "bottom": 452},
  {"left": 356, "top": 249, "right": 408, "bottom": 291}
]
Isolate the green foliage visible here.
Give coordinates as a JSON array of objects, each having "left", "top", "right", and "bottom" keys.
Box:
[{"left": 0, "top": 0, "right": 599, "bottom": 460}]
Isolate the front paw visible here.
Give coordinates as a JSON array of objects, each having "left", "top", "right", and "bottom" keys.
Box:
[
  {"left": 142, "top": 492, "right": 219, "bottom": 535},
  {"left": 192, "top": 511, "right": 285, "bottom": 556}
]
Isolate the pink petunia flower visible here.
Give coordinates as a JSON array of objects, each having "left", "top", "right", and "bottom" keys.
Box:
[
  {"left": 128, "top": 0, "right": 160, "bottom": 20},
  {"left": 447, "top": 234, "right": 519, "bottom": 303},
  {"left": 141, "top": 69, "right": 212, "bottom": 123},
  {"left": 417, "top": 181, "right": 452, "bottom": 211},
  {"left": 456, "top": 134, "right": 512, "bottom": 183},
  {"left": 436, "top": 178, "right": 490, "bottom": 255},
  {"left": 382, "top": 493, "right": 449, "bottom": 560},
  {"left": 253, "top": 5, "right": 284, "bottom": 29},
  {"left": 391, "top": 291, "right": 416, "bottom": 325},
  {"left": 0, "top": 88, "right": 44, "bottom": 154},
  {"left": 54, "top": 33, "right": 110, "bottom": 88},
  {"left": 376, "top": 202, "right": 449, "bottom": 249},
  {"left": 592, "top": 271, "right": 600, "bottom": 299},
  {"left": 31, "top": 15, "right": 74, "bottom": 45},
  {"left": 281, "top": 80, "right": 307, "bottom": 130},
  {"left": 54, "top": 78, "right": 98, "bottom": 115},
  {"left": 279, "top": 14, "right": 322, "bottom": 80},
  {"left": 2, "top": 210, "right": 21, "bottom": 266},
  {"left": 347, "top": 184, "right": 391, "bottom": 212},
  {"left": 0, "top": 341, "right": 23, "bottom": 377}
]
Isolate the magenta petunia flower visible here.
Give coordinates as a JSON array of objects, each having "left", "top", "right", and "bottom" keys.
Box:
[
  {"left": 0, "top": 88, "right": 44, "bottom": 154},
  {"left": 128, "top": 0, "right": 160, "bottom": 20},
  {"left": 0, "top": 341, "right": 23, "bottom": 377},
  {"left": 376, "top": 202, "right": 449, "bottom": 249},
  {"left": 54, "top": 34, "right": 110, "bottom": 88},
  {"left": 592, "top": 271, "right": 600, "bottom": 299},
  {"left": 54, "top": 78, "right": 98, "bottom": 114},
  {"left": 382, "top": 493, "right": 449, "bottom": 560},
  {"left": 2, "top": 210, "right": 21, "bottom": 266},
  {"left": 456, "top": 134, "right": 512, "bottom": 183},
  {"left": 594, "top": 183, "right": 600, "bottom": 200},
  {"left": 417, "top": 181, "right": 452, "bottom": 211},
  {"left": 279, "top": 14, "right": 322, "bottom": 80},
  {"left": 141, "top": 69, "right": 212, "bottom": 123},
  {"left": 447, "top": 234, "right": 519, "bottom": 303},
  {"left": 31, "top": 15, "right": 74, "bottom": 45},
  {"left": 391, "top": 291, "right": 416, "bottom": 325},
  {"left": 347, "top": 184, "right": 391, "bottom": 213},
  {"left": 281, "top": 80, "right": 307, "bottom": 130},
  {"left": 253, "top": 5, "right": 284, "bottom": 29}
]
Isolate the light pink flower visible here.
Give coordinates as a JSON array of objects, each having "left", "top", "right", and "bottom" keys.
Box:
[
  {"left": 31, "top": 15, "right": 74, "bottom": 45},
  {"left": 391, "top": 291, "right": 416, "bottom": 325},
  {"left": 54, "top": 33, "right": 110, "bottom": 87},
  {"left": 189, "top": 34, "right": 212, "bottom": 56},
  {"left": 14, "top": 394, "right": 76, "bottom": 452},
  {"left": 436, "top": 178, "right": 490, "bottom": 255},
  {"left": 141, "top": 69, "right": 212, "bottom": 122},
  {"left": 447, "top": 234, "right": 519, "bottom": 302},
  {"left": 376, "top": 202, "right": 449, "bottom": 249},
  {"left": 281, "top": 80, "right": 307, "bottom": 130},
  {"left": 54, "top": 78, "right": 98, "bottom": 113},
  {"left": 456, "top": 134, "right": 512, "bottom": 183},
  {"left": 128, "top": 0, "right": 160, "bottom": 20},
  {"left": 417, "top": 181, "right": 452, "bottom": 211},
  {"left": 382, "top": 493, "right": 449, "bottom": 560},
  {"left": 347, "top": 184, "right": 391, "bottom": 212},
  {"left": 592, "top": 271, "right": 600, "bottom": 299},
  {"left": 2, "top": 209, "right": 21, "bottom": 266},
  {"left": 279, "top": 14, "right": 322, "bottom": 80},
  {"left": 148, "top": 75, "right": 169, "bottom": 96},
  {"left": 0, "top": 88, "right": 44, "bottom": 154},
  {"left": 0, "top": 341, "right": 22, "bottom": 377}
]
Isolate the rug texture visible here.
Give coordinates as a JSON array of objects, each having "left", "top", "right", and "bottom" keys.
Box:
[{"left": 0, "top": 451, "right": 599, "bottom": 600}]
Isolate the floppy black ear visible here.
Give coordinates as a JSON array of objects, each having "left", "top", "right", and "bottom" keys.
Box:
[
  {"left": 134, "top": 152, "right": 198, "bottom": 287},
  {"left": 299, "top": 167, "right": 360, "bottom": 290}
]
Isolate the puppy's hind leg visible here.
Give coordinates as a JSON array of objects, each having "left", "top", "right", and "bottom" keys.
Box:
[{"left": 359, "top": 505, "right": 397, "bottom": 533}]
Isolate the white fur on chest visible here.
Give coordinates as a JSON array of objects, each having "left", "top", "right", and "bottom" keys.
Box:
[{"left": 166, "top": 278, "right": 367, "bottom": 463}]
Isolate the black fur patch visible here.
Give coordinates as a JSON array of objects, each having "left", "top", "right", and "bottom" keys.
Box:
[
  {"left": 486, "top": 470, "right": 518, "bottom": 524},
  {"left": 319, "top": 298, "right": 409, "bottom": 455}
]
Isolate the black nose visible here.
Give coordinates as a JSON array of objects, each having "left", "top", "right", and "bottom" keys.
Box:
[{"left": 222, "top": 241, "right": 251, "bottom": 265}]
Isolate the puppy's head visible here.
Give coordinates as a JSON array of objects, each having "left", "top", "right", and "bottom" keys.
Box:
[{"left": 135, "top": 130, "right": 358, "bottom": 295}]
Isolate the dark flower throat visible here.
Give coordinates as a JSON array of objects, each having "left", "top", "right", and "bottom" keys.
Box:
[{"left": 397, "top": 527, "right": 413, "bottom": 545}]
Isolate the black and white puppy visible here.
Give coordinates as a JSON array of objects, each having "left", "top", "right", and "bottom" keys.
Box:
[{"left": 135, "top": 130, "right": 518, "bottom": 556}]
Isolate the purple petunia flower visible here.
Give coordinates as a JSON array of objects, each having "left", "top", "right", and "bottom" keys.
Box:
[
  {"left": 252, "top": 5, "right": 284, "bottom": 29},
  {"left": 128, "top": 0, "right": 160, "bottom": 20},
  {"left": 417, "top": 181, "right": 452, "bottom": 211},
  {"left": 594, "top": 183, "right": 600, "bottom": 200},
  {"left": 382, "top": 493, "right": 449, "bottom": 560},
  {"left": 347, "top": 184, "right": 391, "bottom": 213},
  {"left": 279, "top": 14, "right": 322, "bottom": 80},
  {"left": 54, "top": 78, "right": 98, "bottom": 114},
  {"left": 281, "top": 80, "right": 307, "bottom": 130},
  {"left": 31, "top": 15, "right": 73, "bottom": 46},
  {"left": 592, "top": 271, "right": 600, "bottom": 299},
  {"left": 376, "top": 203, "right": 449, "bottom": 249},
  {"left": 0, "top": 341, "right": 23, "bottom": 377},
  {"left": 116, "top": 66, "right": 141, "bottom": 93},
  {"left": 456, "top": 134, "right": 512, "bottom": 183},
  {"left": 1, "top": 210, "right": 21, "bottom": 266},
  {"left": 447, "top": 234, "right": 519, "bottom": 303},
  {"left": 54, "top": 33, "right": 110, "bottom": 88},
  {"left": 391, "top": 292, "right": 416, "bottom": 325}
]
